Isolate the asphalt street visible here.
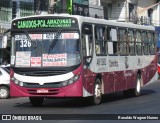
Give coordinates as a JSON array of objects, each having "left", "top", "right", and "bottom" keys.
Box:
[{"left": 0, "top": 80, "right": 160, "bottom": 123}]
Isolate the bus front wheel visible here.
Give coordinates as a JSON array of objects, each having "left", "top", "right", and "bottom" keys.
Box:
[
  {"left": 29, "top": 97, "right": 44, "bottom": 106},
  {"left": 90, "top": 78, "right": 102, "bottom": 105}
]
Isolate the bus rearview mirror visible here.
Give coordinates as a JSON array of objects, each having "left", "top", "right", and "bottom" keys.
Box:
[{"left": 2, "top": 36, "right": 7, "bottom": 48}]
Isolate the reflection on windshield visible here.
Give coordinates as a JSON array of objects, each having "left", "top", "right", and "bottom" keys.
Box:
[{"left": 11, "top": 32, "right": 81, "bottom": 67}]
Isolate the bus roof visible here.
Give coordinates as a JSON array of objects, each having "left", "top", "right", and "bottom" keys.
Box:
[{"left": 12, "top": 14, "right": 155, "bottom": 31}]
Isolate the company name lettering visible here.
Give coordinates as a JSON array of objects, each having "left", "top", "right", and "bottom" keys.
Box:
[
  {"left": 97, "top": 58, "right": 106, "bottom": 66},
  {"left": 109, "top": 60, "right": 118, "bottom": 67}
]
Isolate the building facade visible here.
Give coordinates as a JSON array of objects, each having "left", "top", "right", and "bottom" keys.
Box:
[
  {"left": 137, "top": 0, "right": 160, "bottom": 26},
  {"left": 0, "top": 0, "right": 11, "bottom": 64},
  {"left": 0, "top": 0, "right": 12, "bottom": 37},
  {"left": 101, "top": 0, "right": 160, "bottom": 26},
  {"left": 0, "top": 0, "right": 35, "bottom": 64}
]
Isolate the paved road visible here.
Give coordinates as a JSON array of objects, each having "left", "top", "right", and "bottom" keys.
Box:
[{"left": 0, "top": 80, "right": 160, "bottom": 123}]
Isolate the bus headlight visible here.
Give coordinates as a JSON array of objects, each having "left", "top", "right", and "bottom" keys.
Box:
[
  {"left": 12, "top": 77, "right": 23, "bottom": 86},
  {"left": 19, "top": 82, "right": 24, "bottom": 87},
  {"left": 62, "top": 81, "right": 68, "bottom": 86},
  {"left": 68, "top": 79, "right": 74, "bottom": 84},
  {"left": 11, "top": 77, "right": 15, "bottom": 81},
  {"left": 73, "top": 75, "right": 79, "bottom": 81},
  {"left": 62, "top": 73, "right": 80, "bottom": 86},
  {"left": 14, "top": 80, "right": 19, "bottom": 85}
]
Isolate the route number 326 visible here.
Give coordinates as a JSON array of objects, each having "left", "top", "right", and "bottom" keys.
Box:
[{"left": 20, "top": 40, "right": 31, "bottom": 47}]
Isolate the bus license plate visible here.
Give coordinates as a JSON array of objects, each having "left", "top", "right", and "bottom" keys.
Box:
[{"left": 37, "top": 89, "right": 49, "bottom": 93}]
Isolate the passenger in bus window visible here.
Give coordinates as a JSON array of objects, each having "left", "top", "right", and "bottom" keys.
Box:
[
  {"left": 148, "top": 33, "right": 152, "bottom": 53},
  {"left": 102, "top": 29, "right": 106, "bottom": 54},
  {"left": 127, "top": 33, "right": 130, "bottom": 54},
  {"left": 124, "top": 31, "right": 127, "bottom": 54},
  {"left": 127, "top": 32, "right": 134, "bottom": 54},
  {"left": 119, "top": 30, "right": 127, "bottom": 54},
  {"left": 136, "top": 31, "right": 142, "bottom": 54},
  {"left": 130, "top": 31, "right": 135, "bottom": 54},
  {"left": 117, "top": 31, "right": 120, "bottom": 54}
]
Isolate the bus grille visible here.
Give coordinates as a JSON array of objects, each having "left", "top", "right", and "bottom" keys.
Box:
[{"left": 23, "top": 82, "right": 62, "bottom": 88}]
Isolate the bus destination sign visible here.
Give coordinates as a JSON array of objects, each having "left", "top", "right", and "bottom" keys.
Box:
[{"left": 12, "top": 17, "right": 78, "bottom": 29}]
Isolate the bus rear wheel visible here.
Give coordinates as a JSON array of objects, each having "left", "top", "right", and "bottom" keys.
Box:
[
  {"left": 123, "top": 75, "right": 141, "bottom": 97},
  {"left": 29, "top": 97, "right": 44, "bottom": 106},
  {"left": 131, "top": 75, "right": 141, "bottom": 97}
]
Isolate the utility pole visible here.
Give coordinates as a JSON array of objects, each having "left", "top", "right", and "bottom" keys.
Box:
[
  {"left": 35, "top": 0, "right": 41, "bottom": 14},
  {"left": 125, "top": 0, "right": 129, "bottom": 22}
]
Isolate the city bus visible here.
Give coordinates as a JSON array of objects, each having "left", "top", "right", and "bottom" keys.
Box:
[{"left": 4, "top": 14, "right": 158, "bottom": 106}]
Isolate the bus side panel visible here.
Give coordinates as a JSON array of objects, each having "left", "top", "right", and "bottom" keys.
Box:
[
  {"left": 105, "top": 72, "right": 114, "bottom": 93},
  {"left": 114, "top": 71, "right": 126, "bottom": 92},
  {"left": 125, "top": 70, "right": 137, "bottom": 90}
]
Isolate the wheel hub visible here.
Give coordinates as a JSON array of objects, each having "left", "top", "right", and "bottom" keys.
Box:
[
  {"left": 95, "top": 84, "right": 101, "bottom": 98},
  {"left": 137, "top": 79, "right": 141, "bottom": 93},
  {"left": 0, "top": 89, "right": 8, "bottom": 98}
]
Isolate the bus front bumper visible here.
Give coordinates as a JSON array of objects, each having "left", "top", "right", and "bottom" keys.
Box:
[{"left": 10, "top": 80, "right": 83, "bottom": 97}]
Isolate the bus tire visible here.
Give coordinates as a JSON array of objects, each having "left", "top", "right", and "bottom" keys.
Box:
[
  {"left": 131, "top": 75, "right": 141, "bottom": 97},
  {"left": 0, "top": 86, "right": 10, "bottom": 99},
  {"left": 91, "top": 78, "right": 102, "bottom": 105},
  {"left": 29, "top": 97, "right": 44, "bottom": 106}
]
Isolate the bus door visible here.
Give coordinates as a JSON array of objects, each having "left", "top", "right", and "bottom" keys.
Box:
[{"left": 82, "top": 24, "right": 94, "bottom": 95}]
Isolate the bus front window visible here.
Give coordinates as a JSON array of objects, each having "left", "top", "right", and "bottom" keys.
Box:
[{"left": 11, "top": 32, "right": 81, "bottom": 67}]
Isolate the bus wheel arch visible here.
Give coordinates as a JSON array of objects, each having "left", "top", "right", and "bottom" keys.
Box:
[
  {"left": 138, "top": 70, "right": 144, "bottom": 87},
  {"left": 96, "top": 74, "right": 104, "bottom": 94},
  {"left": 123, "top": 71, "right": 143, "bottom": 97}
]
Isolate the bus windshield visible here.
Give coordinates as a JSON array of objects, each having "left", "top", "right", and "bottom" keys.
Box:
[{"left": 11, "top": 31, "right": 81, "bottom": 67}]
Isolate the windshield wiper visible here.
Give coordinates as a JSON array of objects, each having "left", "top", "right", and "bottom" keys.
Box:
[{"left": 48, "top": 30, "right": 62, "bottom": 53}]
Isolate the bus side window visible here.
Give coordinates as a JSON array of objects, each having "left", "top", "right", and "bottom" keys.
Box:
[
  {"left": 128, "top": 30, "right": 135, "bottom": 55},
  {"left": 142, "top": 31, "right": 149, "bottom": 54},
  {"left": 136, "top": 31, "right": 142, "bottom": 55},
  {"left": 118, "top": 29, "right": 127, "bottom": 55},
  {"left": 95, "top": 25, "right": 107, "bottom": 55},
  {"left": 107, "top": 27, "right": 118, "bottom": 55},
  {"left": 148, "top": 32, "right": 155, "bottom": 54}
]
